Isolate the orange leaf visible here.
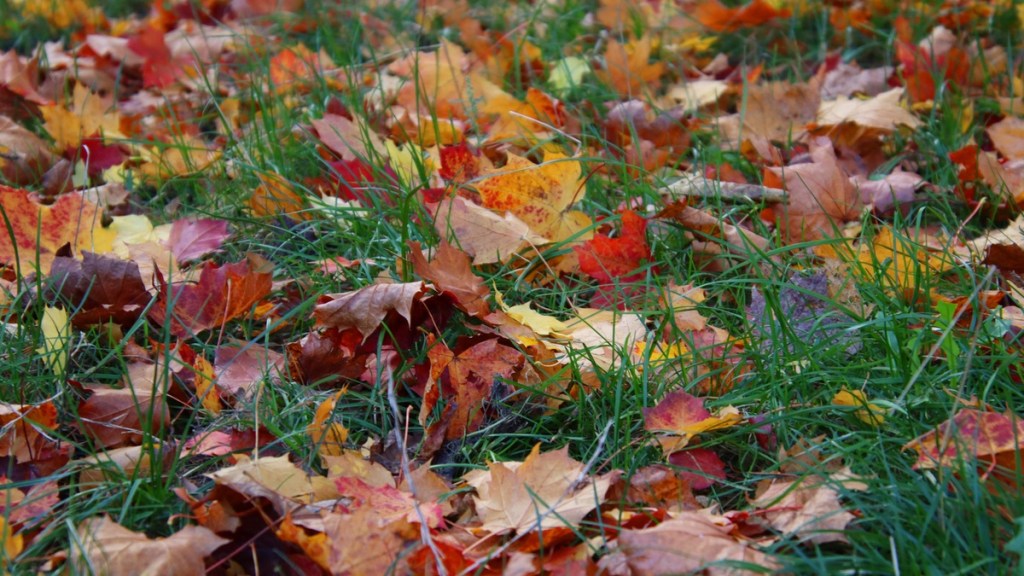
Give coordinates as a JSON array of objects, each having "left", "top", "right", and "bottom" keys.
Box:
[
  {"left": 475, "top": 152, "right": 591, "bottom": 243},
  {"left": 595, "top": 36, "right": 664, "bottom": 98},
  {"left": 408, "top": 240, "right": 490, "bottom": 317},
  {"left": 71, "top": 516, "right": 228, "bottom": 576},
  {"left": 694, "top": 0, "right": 790, "bottom": 32},
  {"left": 0, "top": 185, "right": 116, "bottom": 276}
]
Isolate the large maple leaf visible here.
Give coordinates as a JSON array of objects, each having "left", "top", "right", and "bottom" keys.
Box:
[
  {"left": 0, "top": 185, "right": 116, "bottom": 275},
  {"left": 464, "top": 445, "right": 614, "bottom": 535},
  {"left": 475, "top": 152, "right": 591, "bottom": 243},
  {"left": 76, "top": 362, "right": 172, "bottom": 449}
]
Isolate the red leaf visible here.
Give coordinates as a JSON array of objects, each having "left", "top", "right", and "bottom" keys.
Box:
[
  {"left": 148, "top": 255, "right": 273, "bottom": 338},
  {"left": 668, "top": 447, "right": 727, "bottom": 490},
  {"left": 127, "top": 26, "right": 178, "bottom": 89},
  {"left": 575, "top": 209, "right": 652, "bottom": 284}
]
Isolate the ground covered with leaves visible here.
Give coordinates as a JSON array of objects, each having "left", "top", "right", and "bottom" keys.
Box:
[{"left": 1, "top": 0, "right": 1024, "bottom": 574}]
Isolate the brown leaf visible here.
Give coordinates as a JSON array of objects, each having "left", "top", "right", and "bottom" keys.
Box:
[
  {"left": 464, "top": 445, "right": 614, "bottom": 535},
  {"left": 408, "top": 240, "right": 490, "bottom": 317},
  {"left": 724, "top": 79, "right": 820, "bottom": 145},
  {"left": 752, "top": 466, "right": 865, "bottom": 544},
  {"left": 77, "top": 362, "right": 171, "bottom": 448},
  {"left": 314, "top": 281, "right": 427, "bottom": 339},
  {"left": 903, "top": 409, "right": 1024, "bottom": 471},
  {"left": 763, "top": 137, "right": 862, "bottom": 242},
  {"left": 606, "top": 511, "right": 778, "bottom": 575},
  {"left": 47, "top": 252, "right": 152, "bottom": 328},
  {"left": 213, "top": 342, "right": 285, "bottom": 398},
  {"left": 323, "top": 507, "right": 416, "bottom": 576},
  {"left": 148, "top": 254, "right": 273, "bottom": 338},
  {"left": 72, "top": 516, "right": 228, "bottom": 576},
  {"left": 0, "top": 115, "right": 55, "bottom": 185},
  {"left": 311, "top": 113, "right": 387, "bottom": 161}
]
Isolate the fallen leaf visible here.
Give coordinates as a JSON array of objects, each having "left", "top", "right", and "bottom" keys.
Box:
[
  {"left": 0, "top": 401, "right": 62, "bottom": 464},
  {"left": 47, "top": 252, "right": 152, "bottom": 328},
  {"left": 308, "top": 390, "right": 348, "bottom": 459},
  {"left": 71, "top": 516, "right": 228, "bottom": 576},
  {"left": 0, "top": 185, "right": 116, "bottom": 275},
  {"left": 752, "top": 466, "right": 865, "bottom": 544},
  {"left": 408, "top": 240, "right": 490, "bottom": 317},
  {"left": 475, "top": 152, "right": 591, "bottom": 243},
  {"left": 431, "top": 196, "right": 549, "bottom": 265},
  {"left": 987, "top": 116, "right": 1024, "bottom": 162},
  {"left": 763, "top": 137, "right": 862, "bottom": 242},
  {"left": 596, "top": 36, "right": 665, "bottom": 98},
  {"left": 903, "top": 409, "right": 1024, "bottom": 471},
  {"left": 575, "top": 210, "right": 652, "bottom": 285},
  {"left": 77, "top": 362, "right": 171, "bottom": 448},
  {"left": 605, "top": 511, "right": 778, "bottom": 574},
  {"left": 816, "top": 88, "right": 921, "bottom": 132},
  {"left": 464, "top": 445, "right": 614, "bottom": 535},
  {"left": 644, "top": 390, "right": 743, "bottom": 453},
  {"left": 149, "top": 254, "right": 273, "bottom": 338},
  {"left": 832, "top": 389, "right": 885, "bottom": 426},
  {"left": 314, "top": 281, "right": 427, "bottom": 339},
  {"left": 166, "top": 218, "right": 230, "bottom": 263}
]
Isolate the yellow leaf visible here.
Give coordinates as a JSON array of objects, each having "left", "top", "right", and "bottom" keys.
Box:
[
  {"left": 832, "top": 389, "right": 885, "bottom": 426},
  {"left": 40, "top": 84, "right": 122, "bottom": 151},
  {"left": 193, "top": 354, "right": 221, "bottom": 415},
  {"left": 476, "top": 152, "right": 591, "bottom": 243},
  {"left": 857, "top": 227, "right": 955, "bottom": 293},
  {"left": 37, "top": 306, "right": 69, "bottom": 374},
  {"left": 495, "top": 292, "right": 568, "bottom": 337},
  {"left": 308, "top": 390, "right": 348, "bottom": 458},
  {"left": 1, "top": 516, "right": 23, "bottom": 561},
  {"left": 548, "top": 57, "right": 591, "bottom": 96}
]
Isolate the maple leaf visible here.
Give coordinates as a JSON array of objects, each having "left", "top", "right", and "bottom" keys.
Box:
[
  {"left": 721, "top": 79, "right": 820, "bottom": 146},
  {"left": 815, "top": 87, "right": 921, "bottom": 133},
  {"left": 762, "top": 137, "right": 862, "bottom": 242},
  {"left": 605, "top": 464, "right": 701, "bottom": 510},
  {"left": 987, "top": 116, "right": 1024, "bottom": 162},
  {"left": 76, "top": 362, "right": 172, "bottom": 448},
  {"left": 323, "top": 507, "right": 417, "bottom": 575},
  {"left": 0, "top": 115, "right": 55, "bottom": 185},
  {"left": 311, "top": 113, "right": 387, "bottom": 162},
  {"left": 308, "top": 390, "right": 348, "bottom": 459},
  {"left": 335, "top": 476, "right": 445, "bottom": 527},
  {"left": 430, "top": 196, "right": 549, "bottom": 265},
  {"left": 903, "top": 409, "right": 1024, "bottom": 472},
  {"left": 47, "top": 252, "right": 151, "bottom": 328},
  {"left": 475, "top": 151, "right": 591, "bottom": 243},
  {"left": 464, "top": 445, "right": 614, "bottom": 535},
  {"left": 0, "top": 185, "right": 116, "bottom": 276},
  {"left": 420, "top": 336, "right": 524, "bottom": 441},
  {"left": 852, "top": 169, "right": 924, "bottom": 214},
  {"left": 314, "top": 281, "right": 427, "bottom": 340},
  {"left": 832, "top": 389, "right": 886, "bottom": 426},
  {"left": 71, "top": 516, "right": 228, "bottom": 576},
  {"left": 694, "top": 0, "right": 790, "bottom": 32},
  {"left": 668, "top": 447, "right": 727, "bottom": 490},
  {"left": 644, "top": 390, "right": 743, "bottom": 453},
  {"left": 752, "top": 466, "right": 866, "bottom": 545},
  {"left": 575, "top": 210, "right": 652, "bottom": 285},
  {"left": 127, "top": 25, "right": 179, "bottom": 89},
  {"left": 148, "top": 254, "right": 273, "bottom": 338},
  {"left": 209, "top": 455, "right": 339, "bottom": 517},
  {"left": 596, "top": 36, "right": 665, "bottom": 98},
  {"left": 213, "top": 342, "right": 285, "bottom": 398},
  {"left": 166, "top": 218, "right": 230, "bottom": 263},
  {"left": 408, "top": 240, "right": 490, "bottom": 317},
  {"left": 603, "top": 511, "right": 778, "bottom": 574},
  {"left": 39, "top": 83, "right": 122, "bottom": 152},
  {"left": 0, "top": 400, "right": 63, "bottom": 464}
]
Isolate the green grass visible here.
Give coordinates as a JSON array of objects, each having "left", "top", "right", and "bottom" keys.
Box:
[{"left": 2, "top": 0, "right": 1024, "bottom": 573}]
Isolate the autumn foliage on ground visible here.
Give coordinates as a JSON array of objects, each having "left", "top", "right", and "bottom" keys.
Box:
[{"left": 1, "top": 0, "right": 1024, "bottom": 573}]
